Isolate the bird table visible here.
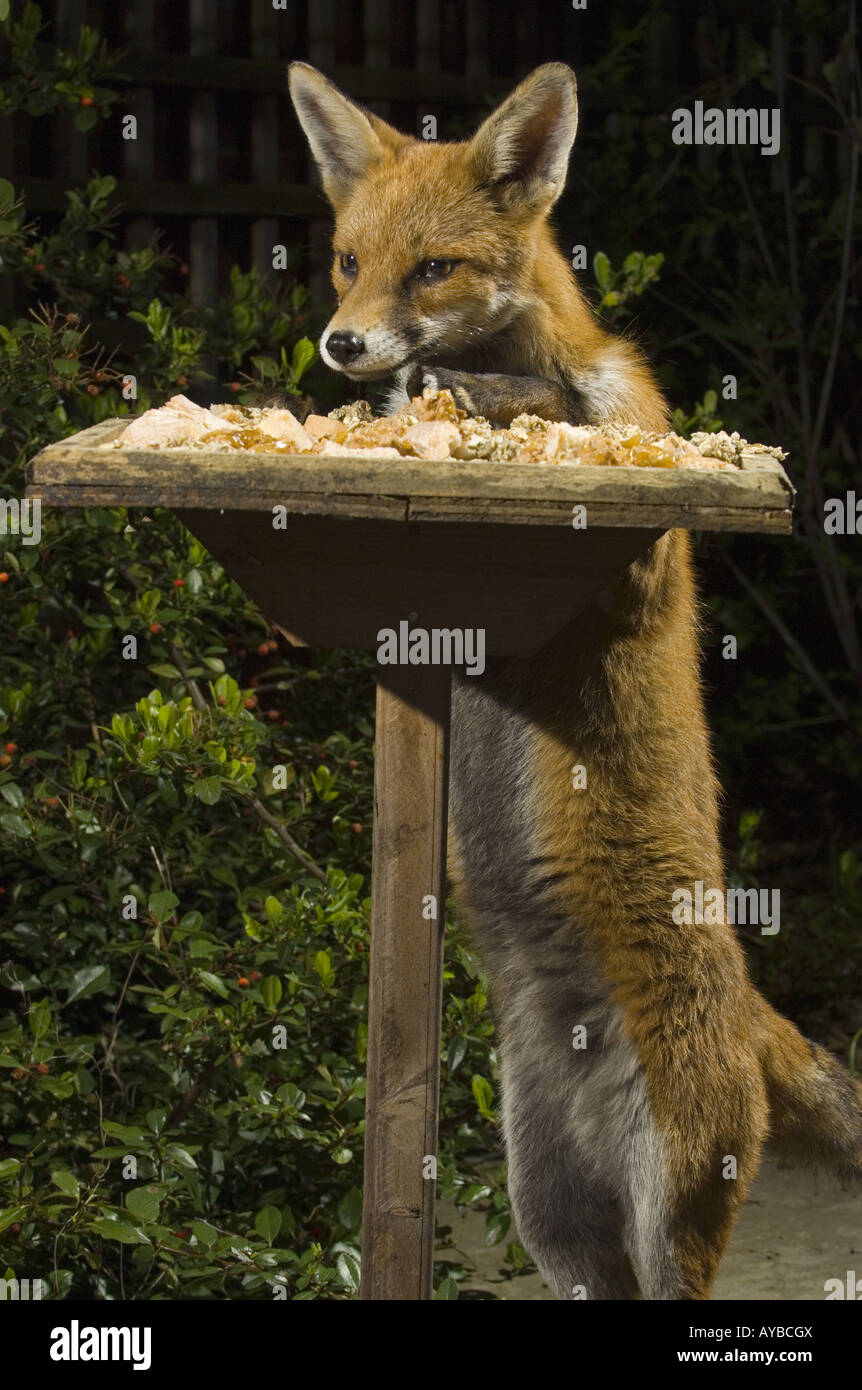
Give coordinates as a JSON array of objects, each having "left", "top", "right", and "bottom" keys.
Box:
[{"left": 27, "top": 422, "right": 794, "bottom": 1300}]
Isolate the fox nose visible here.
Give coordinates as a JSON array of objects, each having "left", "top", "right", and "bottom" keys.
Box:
[{"left": 325, "top": 331, "right": 365, "bottom": 366}]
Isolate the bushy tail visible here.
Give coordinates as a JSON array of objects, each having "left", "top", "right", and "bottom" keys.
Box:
[{"left": 754, "top": 995, "right": 862, "bottom": 1180}]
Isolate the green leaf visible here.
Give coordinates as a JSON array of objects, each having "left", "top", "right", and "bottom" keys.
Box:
[
  {"left": 313, "top": 950, "right": 334, "bottom": 987},
  {"left": 254, "top": 1205, "right": 282, "bottom": 1242},
  {"left": 66, "top": 964, "right": 110, "bottom": 1003},
  {"left": 336, "top": 1249, "right": 360, "bottom": 1290},
  {"left": 290, "top": 336, "right": 316, "bottom": 382},
  {"left": 0, "top": 811, "right": 31, "bottom": 838},
  {"left": 197, "top": 969, "right": 229, "bottom": 999},
  {"left": 0, "top": 177, "right": 14, "bottom": 211},
  {"left": 446, "top": 1035, "right": 467, "bottom": 1072},
  {"left": 337, "top": 1186, "right": 362, "bottom": 1231},
  {"left": 50, "top": 1169, "right": 79, "bottom": 1199},
  {"left": 194, "top": 776, "right": 222, "bottom": 805},
  {"left": 73, "top": 106, "right": 99, "bottom": 133},
  {"left": 190, "top": 1219, "right": 218, "bottom": 1247},
  {"left": 471, "top": 1073, "right": 495, "bottom": 1119},
  {"left": 485, "top": 1210, "right": 510, "bottom": 1245},
  {"left": 164, "top": 1144, "right": 197, "bottom": 1170},
  {"left": 0, "top": 1206, "right": 26, "bottom": 1234},
  {"left": 101, "top": 1122, "right": 147, "bottom": 1144},
  {"left": 260, "top": 976, "right": 282, "bottom": 1010},
  {"left": 148, "top": 889, "right": 179, "bottom": 923},
  {"left": 592, "top": 250, "right": 612, "bottom": 291},
  {"left": 435, "top": 1276, "right": 459, "bottom": 1300},
  {"left": 91, "top": 1218, "right": 149, "bottom": 1244},
  {"left": 126, "top": 1186, "right": 161, "bottom": 1224},
  {"left": 0, "top": 783, "right": 24, "bottom": 808},
  {"left": 0, "top": 1158, "right": 21, "bottom": 1181}
]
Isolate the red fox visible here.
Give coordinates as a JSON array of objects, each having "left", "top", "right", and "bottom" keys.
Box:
[{"left": 289, "top": 60, "right": 862, "bottom": 1300}]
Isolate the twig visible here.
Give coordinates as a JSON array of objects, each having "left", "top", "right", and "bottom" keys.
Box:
[
  {"left": 720, "top": 549, "right": 850, "bottom": 726},
  {"left": 250, "top": 795, "right": 328, "bottom": 884},
  {"left": 169, "top": 644, "right": 208, "bottom": 713}
]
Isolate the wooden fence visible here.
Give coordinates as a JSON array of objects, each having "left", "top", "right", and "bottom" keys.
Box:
[{"left": 1, "top": 0, "right": 844, "bottom": 308}]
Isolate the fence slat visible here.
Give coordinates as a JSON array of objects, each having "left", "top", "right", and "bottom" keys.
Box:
[
  {"left": 251, "top": 3, "right": 281, "bottom": 283},
  {"left": 123, "top": 0, "right": 156, "bottom": 259},
  {"left": 188, "top": 0, "right": 219, "bottom": 308},
  {"left": 307, "top": 0, "right": 337, "bottom": 306}
]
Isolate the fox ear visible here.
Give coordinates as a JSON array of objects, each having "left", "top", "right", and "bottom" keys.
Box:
[
  {"left": 288, "top": 63, "right": 408, "bottom": 207},
  {"left": 468, "top": 63, "right": 578, "bottom": 209}
]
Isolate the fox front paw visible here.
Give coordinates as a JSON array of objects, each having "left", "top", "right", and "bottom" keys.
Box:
[{"left": 404, "top": 364, "right": 481, "bottom": 415}]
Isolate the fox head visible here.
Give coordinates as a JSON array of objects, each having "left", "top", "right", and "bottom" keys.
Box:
[{"left": 288, "top": 62, "right": 578, "bottom": 382}]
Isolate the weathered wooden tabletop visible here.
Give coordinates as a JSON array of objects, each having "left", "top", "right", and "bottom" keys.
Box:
[{"left": 28, "top": 416, "right": 794, "bottom": 531}]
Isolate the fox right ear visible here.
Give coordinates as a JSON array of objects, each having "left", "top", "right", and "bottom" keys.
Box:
[
  {"left": 288, "top": 63, "right": 406, "bottom": 207},
  {"left": 468, "top": 63, "right": 578, "bottom": 210}
]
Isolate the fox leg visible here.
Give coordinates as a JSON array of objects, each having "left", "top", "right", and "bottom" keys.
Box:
[
  {"left": 406, "top": 365, "right": 584, "bottom": 424},
  {"left": 496, "top": 983, "right": 656, "bottom": 1300},
  {"left": 503, "top": 1055, "right": 640, "bottom": 1299},
  {"left": 622, "top": 1064, "right": 769, "bottom": 1300}
]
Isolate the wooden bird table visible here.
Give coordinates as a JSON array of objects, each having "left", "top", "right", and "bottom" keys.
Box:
[{"left": 27, "top": 422, "right": 794, "bottom": 1300}]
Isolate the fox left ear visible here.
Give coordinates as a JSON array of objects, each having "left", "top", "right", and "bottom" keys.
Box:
[
  {"left": 468, "top": 63, "right": 578, "bottom": 209},
  {"left": 288, "top": 62, "right": 409, "bottom": 208}
]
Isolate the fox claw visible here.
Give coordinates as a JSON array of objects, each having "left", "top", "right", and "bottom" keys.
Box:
[{"left": 405, "top": 364, "right": 477, "bottom": 413}]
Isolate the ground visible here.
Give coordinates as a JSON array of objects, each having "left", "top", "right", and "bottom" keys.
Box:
[{"left": 440, "top": 1160, "right": 862, "bottom": 1300}]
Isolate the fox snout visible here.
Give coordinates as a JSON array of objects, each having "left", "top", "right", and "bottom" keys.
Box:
[
  {"left": 319, "top": 320, "right": 414, "bottom": 379},
  {"left": 323, "top": 331, "right": 364, "bottom": 367}
]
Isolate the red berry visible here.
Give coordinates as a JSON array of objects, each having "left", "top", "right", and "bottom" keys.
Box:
[
  {"left": 149, "top": 622, "right": 162, "bottom": 634},
  {"left": 237, "top": 976, "right": 250, "bottom": 988},
  {"left": 66, "top": 628, "right": 76, "bottom": 638},
  {"left": 44, "top": 796, "right": 59, "bottom": 808},
  {"left": 86, "top": 384, "right": 99, "bottom": 396},
  {"left": 116, "top": 273, "right": 129, "bottom": 287},
  {"left": 266, "top": 639, "right": 278, "bottom": 652},
  {"left": 243, "top": 697, "right": 256, "bottom": 709},
  {"left": 229, "top": 382, "right": 241, "bottom": 393},
  {"left": 34, "top": 263, "right": 45, "bottom": 272},
  {"left": 173, "top": 578, "right": 184, "bottom": 588},
  {"left": 249, "top": 970, "right": 262, "bottom": 983},
  {"left": 80, "top": 95, "right": 94, "bottom": 107},
  {"left": 351, "top": 822, "right": 362, "bottom": 834},
  {"left": 0, "top": 755, "right": 11, "bottom": 769},
  {"left": 4, "top": 742, "right": 17, "bottom": 754},
  {"left": 267, "top": 709, "right": 279, "bottom": 721},
  {"left": 257, "top": 643, "right": 269, "bottom": 657},
  {"left": 176, "top": 375, "right": 187, "bottom": 387}
]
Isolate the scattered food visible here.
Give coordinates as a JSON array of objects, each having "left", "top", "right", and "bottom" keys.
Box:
[{"left": 107, "top": 390, "right": 781, "bottom": 470}]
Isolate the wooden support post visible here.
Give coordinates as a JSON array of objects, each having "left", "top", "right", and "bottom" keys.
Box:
[{"left": 360, "top": 664, "right": 452, "bottom": 1300}]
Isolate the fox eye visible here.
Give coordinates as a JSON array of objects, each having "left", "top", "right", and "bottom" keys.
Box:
[
  {"left": 339, "top": 253, "right": 357, "bottom": 277},
  {"left": 416, "top": 258, "right": 456, "bottom": 283}
]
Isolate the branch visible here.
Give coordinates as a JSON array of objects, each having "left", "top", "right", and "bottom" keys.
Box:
[{"left": 720, "top": 549, "right": 850, "bottom": 727}]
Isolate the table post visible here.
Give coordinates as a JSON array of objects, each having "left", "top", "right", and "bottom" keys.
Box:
[{"left": 360, "top": 663, "right": 452, "bottom": 1300}]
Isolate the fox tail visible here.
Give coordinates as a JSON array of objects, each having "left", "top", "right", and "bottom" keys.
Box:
[{"left": 754, "top": 995, "right": 862, "bottom": 1180}]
